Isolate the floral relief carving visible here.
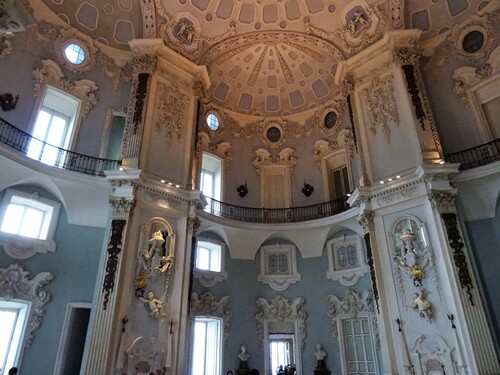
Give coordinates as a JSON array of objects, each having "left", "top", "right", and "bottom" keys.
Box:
[
  {"left": 327, "top": 289, "right": 379, "bottom": 350},
  {"left": 253, "top": 147, "right": 297, "bottom": 176},
  {"left": 155, "top": 82, "right": 190, "bottom": 146},
  {"left": 33, "top": 60, "right": 98, "bottom": 118},
  {"left": 191, "top": 292, "right": 232, "bottom": 347},
  {"left": 140, "top": 0, "right": 157, "bottom": 38},
  {"left": 363, "top": 75, "right": 399, "bottom": 142},
  {"left": 0, "top": 264, "right": 53, "bottom": 346},
  {"left": 255, "top": 295, "right": 307, "bottom": 351}
]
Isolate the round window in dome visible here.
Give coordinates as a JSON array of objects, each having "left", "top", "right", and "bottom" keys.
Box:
[
  {"left": 64, "top": 43, "right": 86, "bottom": 65},
  {"left": 266, "top": 126, "right": 281, "bottom": 143},
  {"left": 462, "top": 30, "right": 485, "bottom": 54},
  {"left": 206, "top": 113, "right": 220, "bottom": 131},
  {"left": 324, "top": 111, "right": 338, "bottom": 129}
]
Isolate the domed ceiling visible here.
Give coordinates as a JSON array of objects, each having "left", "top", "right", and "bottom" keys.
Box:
[{"left": 39, "top": 0, "right": 487, "bottom": 117}]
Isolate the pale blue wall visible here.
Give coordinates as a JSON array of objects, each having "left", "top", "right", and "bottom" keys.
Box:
[
  {"left": 0, "top": 185, "right": 106, "bottom": 375},
  {"left": 465, "top": 199, "right": 500, "bottom": 356},
  {"left": 192, "top": 230, "right": 377, "bottom": 375}
]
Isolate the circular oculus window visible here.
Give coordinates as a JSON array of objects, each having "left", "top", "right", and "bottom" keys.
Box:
[
  {"left": 266, "top": 126, "right": 281, "bottom": 143},
  {"left": 461, "top": 30, "right": 485, "bottom": 54},
  {"left": 206, "top": 113, "right": 220, "bottom": 131},
  {"left": 324, "top": 111, "right": 338, "bottom": 129},
  {"left": 64, "top": 43, "right": 86, "bottom": 65}
]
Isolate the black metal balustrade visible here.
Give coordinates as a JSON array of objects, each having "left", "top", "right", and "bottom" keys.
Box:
[
  {"left": 204, "top": 195, "right": 351, "bottom": 223},
  {"left": 0, "top": 117, "right": 121, "bottom": 176},
  {"left": 445, "top": 138, "right": 500, "bottom": 170}
]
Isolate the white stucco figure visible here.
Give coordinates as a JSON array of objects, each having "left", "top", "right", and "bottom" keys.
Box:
[
  {"left": 409, "top": 291, "right": 432, "bottom": 321},
  {"left": 314, "top": 344, "right": 326, "bottom": 360},
  {"left": 238, "top": 345, "right": 250, "bottom": 361},
  {"left": 139, "top": 291, "right": 165, "bottom": 318}
]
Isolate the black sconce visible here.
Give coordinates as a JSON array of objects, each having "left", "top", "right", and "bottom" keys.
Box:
[
  {"left": 302, "top": 181, "right": 314, "bottom": 197},
  {"left": 0, "top": 93, "right": 19, "bottom": 112},
  {"left": 237, "top": 183, "right": 248, "bottom": 198}
]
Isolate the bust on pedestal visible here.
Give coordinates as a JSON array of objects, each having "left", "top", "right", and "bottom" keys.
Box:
[
  {"left": 313, "top": 344, "right": 331, "bottom": 375},
  {"left": 237, "top": 345, "right": 250, "bottom": 375}
]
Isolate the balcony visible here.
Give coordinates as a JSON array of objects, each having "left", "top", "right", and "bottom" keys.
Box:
[
  {"left": 0, "top": 117, "right": 121, "bottom": 177},
  {"left": 203, "top": 195, "right": 351, "bottom": 224},
  {"left": 445, "top": 139, "right": 500, "bottom": 170}
]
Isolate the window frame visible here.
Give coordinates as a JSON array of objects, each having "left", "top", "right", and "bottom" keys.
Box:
[
  {"left": 28, "top": 86, "right": 81, "bottom": 166},
  {"left": 326, "top": 233, "right": 369, "bottom": 286},
  {"left": 200, "top": 153, "right": 223, "bottom": 202},
  {"left": 0, "top": 188, "right": 61, "bottom": 259},
  {"left": 258, "top": 243, "right": 301, "bottom": 291},
  {"left": 0, "top": 300, "right": 30, "bottom": 375},
  {"left": 193, "top": 237, "right": 227, "bottom": 287},
  {"left": 191, "top": 316, "right": 223, "bottom": 375}
]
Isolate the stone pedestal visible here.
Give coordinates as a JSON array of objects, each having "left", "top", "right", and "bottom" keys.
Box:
[{"left": 314, "top": 359, "right": 331, "bottom": 375}]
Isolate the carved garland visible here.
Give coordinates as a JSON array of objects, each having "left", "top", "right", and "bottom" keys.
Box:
[
  {"left": 363, "top": 75, "right": 399, "bottom": 142},
  {"left": 0, "top": 264, "right": 53, "bottom": 346},
  {"left": 0, "top": 34, "right": 14, "bottom": 59},
  {"left": 33, "top": 60, "right": 98, "bottom": 118},
  {"left": 441, "top": 213, "right": 474, "bottom": 305},
  {"left": 327, "top": 290, "right": 379, "bottom": 349},
  {"left": 190, "top": 292, "right": 232, "bottom": 347},
  {"left": 255, "top": 295, "right": 308, "bottom": 351},
  {"left": 155, "top": 82, "right": 190, "bottom": 146},
  {"left": 103, "top": 219, "right": 127, "bottom": 310}
]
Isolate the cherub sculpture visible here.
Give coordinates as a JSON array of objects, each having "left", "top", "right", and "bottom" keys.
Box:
[
  {"left": 139, "top": 291, "right": 165, "bottom": 318},
  {"left": 409, "top": 290, "right": 432, "bottom": 322}
]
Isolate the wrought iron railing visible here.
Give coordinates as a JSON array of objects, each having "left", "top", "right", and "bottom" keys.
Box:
[
  {"left": 445, "top": 138, "right": 500, "bottom": 170},
  {"left": 203, "top": 195, "right": 351, "bottom": 223},
  {"left": 0, "top": 117, "right": 121, "bottom": 176}
]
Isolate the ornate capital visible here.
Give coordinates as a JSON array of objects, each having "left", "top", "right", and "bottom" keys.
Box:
[
  {"left": 357, "top": 211, "right": 374, "bottom": 233},
  {"left": 393, "top": 47, "right": 420, "bottom": 65},
  {"left": 430, "top": 190, "right": 457, "bottom": 214},
  {"left": 187, "top": 216, "right": 201, "bottom": 234},
  {"left": 110, "top": 197, "right": 135, "bottom": 219},
  {"left": 132, "top": 54, "right": 157, "bottom": 73}
]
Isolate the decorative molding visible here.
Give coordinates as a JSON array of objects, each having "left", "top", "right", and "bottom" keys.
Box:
[
  {"left": 375, "top": 185, "right": 418, "bottom": 207},
  {"left": 410, "top": 335, "right": 457, "bottom": 375},
  {"left": 257, "top": 243, "right": 301, "bottom": 291},
  {"left": 255, "top": 295, "right": 307, "bottom": 351},
  {"left": 154, "top": 82, "right": 190, "bottom": 146},
  {"left": 54, "top": 29, "right": 97, "bottom": 74},
  {"left": 449, "top": 13, "right": 496, "bottom": 62},
  {"left": 0, "top": 0, "right": 34, "bottom": 33},
  {"left": 100, "top": 107, "right": 127, "bottom": 159},
  {"left": 253, "top": 147, "right": 297, "bottom": 176},
  {"left": 0, "top": 264, "right": 53, "bottom": 345},
  {"left": 363, "top": 74, "right": 399, "bottom": 142},
  {"left": 0, "top": 34, "right": 14, "bottom": 59},
  {"left": 197, "top": 132, "right": 232, "bottom": 173},
  {"left": 441, "top": 213, "right": 474, "bottom": 306},
  {"left": 327, "top": 290, "right": 379, "bottom": 350},
  {"left": 391, "top": 0, "right": 403, "bottom": 29},
  {"left": 103, "top": 219, "right": 127, "bottom": 310},
  {"left": 190, "top": 291, "right": 232, "bottom": 347},
  {"left": 305, "top": 0, "right": 386, "bottom": 57},
  {"left": 313, "top": 128, "right": 355, "bottom": 168},
  {"left": 140, "top": 0, "right": 156, "bottom": 38},
  {"left": 32, "top": 60, "right": 98, "bottom": 118},
  {"left": 261, "top": 118, "right": 287, "bottom": 149}
]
